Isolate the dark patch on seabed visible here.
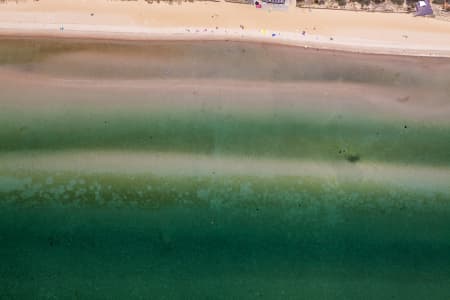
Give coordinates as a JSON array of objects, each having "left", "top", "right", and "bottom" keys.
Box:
[{"left": 1, "top": 37, "right": 450, "bottom": 299}]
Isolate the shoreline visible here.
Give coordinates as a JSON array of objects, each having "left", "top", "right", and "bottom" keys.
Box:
[
  {"left": 1, "top": 1, "right": 450, "bottom": 57},
  {"left": 2, "top": 24, "right": 450, "bottom": 58}
]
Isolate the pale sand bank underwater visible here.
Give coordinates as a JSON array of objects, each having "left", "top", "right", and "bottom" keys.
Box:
[{"left": 1, "top": 38, "right": 450, "bottom": 299}]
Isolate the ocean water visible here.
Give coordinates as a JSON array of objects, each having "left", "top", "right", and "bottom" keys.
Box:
[{"left": 0, "top": 38, "right": 450, "bottom": 299}]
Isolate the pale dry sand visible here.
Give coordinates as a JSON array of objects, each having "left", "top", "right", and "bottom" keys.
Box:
[{"left": 1, "top": 0, "right": 450, "bottom": 56}]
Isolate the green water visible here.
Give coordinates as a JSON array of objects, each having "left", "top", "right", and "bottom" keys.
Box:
[
  {"left": 1, "top": 107, "right": 450, "bottom": 165},
  {"left": 1, "top": 172, "right": 450, "bottom": 299},
  {"left": 0, "top": 38, "right": 450, "bottom": 299}
]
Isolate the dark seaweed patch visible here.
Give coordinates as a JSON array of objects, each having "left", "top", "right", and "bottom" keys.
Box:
[{"left": 345, "top": 153, "right": 360, "bottom": 163}]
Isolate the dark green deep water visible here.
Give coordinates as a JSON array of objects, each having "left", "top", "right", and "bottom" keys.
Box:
[{"left": 0, "top": 38, "right": 450, "bottom": 299}]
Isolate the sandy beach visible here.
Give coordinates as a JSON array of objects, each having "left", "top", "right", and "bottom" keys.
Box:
[
  {"left": 1, "top": 5, "right": 450, "bottom": 298},
  {"left": 1, "top": 0, "right": 450, "bottom": 56}
]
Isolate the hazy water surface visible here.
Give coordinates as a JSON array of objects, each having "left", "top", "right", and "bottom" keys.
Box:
[{"left": 0, "top": 38, "right": 450, "bottom": 299}]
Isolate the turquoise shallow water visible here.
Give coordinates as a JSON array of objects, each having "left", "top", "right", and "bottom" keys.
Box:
[{"left": 0, "top": 38, "right": 450, "bottom": 299}]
